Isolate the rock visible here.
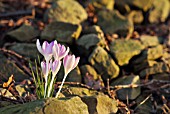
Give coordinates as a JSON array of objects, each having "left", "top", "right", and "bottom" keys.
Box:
[
  {"left": 111, "top": 75, "right": 141, "bottom": 100},
  {"left": 8, "top": 43, "right": 40, "bottom": 59},
  {"left": 0, "top": 56, "right": 30, "bottom": 82},
  {"left": 80, "top": 65, "right": 104, "bottom": 89},
  {"left": 44, "top": 0, "right": 87, "bottom": 24},
  {"left": 77, "top": 34, "right": 106, "bottom": 50},
  {"left": 7, "top": 24, "right": 39, "bottom": 42},
  {"left": 62, "top": 87, "right": 102, "bottom": 97},
  {"left": 15, "top": 84, "right": 32, "bottom": 97},
  {"left": 152, "top": 73, "right": 170, "bottom": 81},
  {"left": 0, "top": 97, "right": 89, "bottom": 114},
  {"left": 132, "top": 45, "right": 164, "bottom": 64},
  {"left": 148, "top": 0, "right": 170, "bottom": 23},
  {"left": 90, "top": 0, "right": 115, "bottom": 10},
  {"left": 66, "top": 67, "right": 82, "bottom": 83},
  {"left": 109, "top": 39, "right": 144, "bottom": 66},
  {"left": 88, "top": 46, "right": 120, "bottom": 81},
  {"left": 140, "top": 35, "right": 163, "bottom": 47},
  {"left": 81, "top": 95, "right": 118, "bottom": 114},
  {"left": 115, "top": 0, "right": 153, "bottom": 12},
  {"left": 139, "top": 62, "right": 170, "bottom": 78},
  {"left": 97, "top": 10, "right": 133, "bottom": 36},
  {"left": 0, "top": 88, "right": 15, "bottom": 99},
  {"left": 41, "top": 21, "right": 82, "bottom": 44}
]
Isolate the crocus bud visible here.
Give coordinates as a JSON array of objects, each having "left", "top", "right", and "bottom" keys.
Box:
[
  {"left": 50, "top": 60, "right": 61, "bottom": 77},
  {"left": 36, "top": 39, "right": 54, "bottom": 62},
  {"left": 41, "top": 61, "right": 50, "bottom": 79},
  {"left": 53, "top": 42, "right": 69, "bottom": 60},
  {"left": 63, "top": 54, "right": 80, "bottom": 75}
]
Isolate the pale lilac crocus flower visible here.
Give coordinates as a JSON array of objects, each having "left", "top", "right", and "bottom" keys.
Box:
[
  {"left": 53, "top": 41, "right": 70, "bottom": 60},
  {"left": 47, "top": 60, "right": 61, "bottom": 97},
  {"left": 36, "top": 39, "right": 54, "bottom": 97},
  {"left": 56, "top": 54, "right": 80, "bottom": 98},
  {"left": 41, "top": 61, "right": 50, "bottom": 97}
]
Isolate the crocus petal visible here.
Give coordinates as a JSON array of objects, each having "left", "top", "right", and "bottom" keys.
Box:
[
  {"left": 59, "top": 47, "right": 70, "bottom": 60},
  {"left": 72, "top": 57, "right": 80, "bottom": 69},
  {"left": 36, "top": 39, "right": 43, "bottom": 55},
  {"left": 52, "top": 43, "right": 60, "bottom": 60},
  {"left": 63, "top": 55, "right": 76, "bottom": 75},
  {"left": 42, "top": 41, "right": 49, "bottom": 53},
  {"left": 51, "top": 60, "right": 61, "bottom": 76},
  {"left": 45, "top": 41, "right": 54, "bottom": 54}
]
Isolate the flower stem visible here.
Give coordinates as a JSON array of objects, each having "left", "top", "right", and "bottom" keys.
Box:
[
  {"left": 47, "top": 75, "right": 55, "bottom": 97},
  {"left": 56, "top": 73, "right": 67, "bottom": 98},
  {"left": 44, "top": 61, "right": 49, "bottom": 98}
]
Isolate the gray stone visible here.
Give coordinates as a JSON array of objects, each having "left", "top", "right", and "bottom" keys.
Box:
[
  {"left": 77, "top": 34, "right": 106, "bottom": 50},
  {"left": 8, "top": 43, "right": 40, "bottom": 59},
  {"left": 0, "top": 56, "right": 30, "bottom": 82},
  {"left": 88, "top": 46, "right": 120, "bottom": 81},
  {"left": 0, "top": 97, "right": 89, "bottom": 114},
  {"left": 80, "top": 65, "right": 104, "bottom": 89},
  {"left": 140, "top": 35, "right": 162, "bottom": 47},
  {"left": 109, "top": 39, "right": 144, "bottom": 66},
  {"left": 41, "top": 21, "right": 82, "bottom": 44},
  {"left": 97, "top": 10, "right": 133, "bottom": 36},
  {"left": 7, "top": 24, "right": 39, "bottom": 42},
  {"left": 110, "top": 75, "right": 141, "bottom": 100},
  {"left": 66, "top": 67, "right": 82, "bottom": 83},
  {"left": 139, "top": 62, "right": 170, "bottom": 78},
  {"left": 149, "top": 0, "right": 170, "bottom": 23},
  {"left": 81, "top": 95, "right": 118, "bottom": 114},
  {"left": 44, "top": 0, "right": 87, "bottom": 24}
]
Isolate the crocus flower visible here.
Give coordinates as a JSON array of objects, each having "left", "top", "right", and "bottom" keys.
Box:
[
  {"left": 47, "top": 60, "right": 61, "bottom": 97},
  {"left": 41, "top": 61, "right": 50, "bottom": 80},
  {"left": 63, "top": 54, "right": 80, "bottom": 75},
  {"left": 53, "top": 41, "right": 69, "bottom": 60},
  {"left": 55, "top": 54, "right": 80, "bottom": 98},
  {"left": 36, "top": 39, "right": 54, "bottom": 62}
]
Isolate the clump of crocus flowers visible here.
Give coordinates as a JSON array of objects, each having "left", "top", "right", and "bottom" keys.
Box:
[{"left": 31, "top": 39, "right": 80, "bottom": 99}]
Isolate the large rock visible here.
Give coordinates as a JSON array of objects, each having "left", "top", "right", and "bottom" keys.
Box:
[
  {"left": 139, "top": 62, "right": 170, "bottom": 78},
  {"left": 110, "top": 75, "right": 141, "bottom": 100},
  {"left": 41, "top": 21, "right": 82, "bottom": 44},
  {"left": 80, "top": 65, "right": 104, "bottom": 89},
  {"left": 88, "top": 46, "right": 120, "bottom": 81},
  {"left": 109, "top": 39, "right": 144, "bottom": 66},
  {"left": 8, "top": 43, "right": 40, "bottom": 59},
  {"left": 44, "top": 0, "right": 87, "bottom": 24},
  {"left": 0, "top": 56, "right": 30, "bottom": 82},
  {"left": 97, "top": 10, "right": 133, "bottom": 36},
  {"left": 148, "top": 0, "right": 170, "bottom": 23},
  {"left": 66, "top": 67, "right": 82, "bottom": 83},
  {"left": 7, "top": 24, "right": 39, "bottom": 42},
  {"left": 0, "top": 97, "right": 89, "bottom": 114},
  {"left": 81, "top": 95, "right": 118, "bottom": 114}
]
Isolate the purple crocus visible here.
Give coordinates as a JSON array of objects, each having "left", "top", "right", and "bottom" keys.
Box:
[
  {"left": 36, "top": 39, "right": 54, "bottom": 62},
  {"left": 53, "top": 41, "right": 70, "bottom": 60},
  {"left": 41, "top": 61, "right": 50, "bottom": 80},
  {"left": 63, "top": 54, "right": 80, "bottom": 75}
]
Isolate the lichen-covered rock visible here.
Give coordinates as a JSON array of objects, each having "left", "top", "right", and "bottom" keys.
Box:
[
  {"left": 88, "top": 46, "right": 120, "bottom": 81},
  {"left": 0, "top": 56, "right": 29, "bottom": 82},
  {"left": 7, "top": 24, "right": 39, "bottom": 42},
  {"left": 77, "top": 34, "right": 106, "bottom": 50},
  {"left": 0, "top": 97, "right": 89, "bottom": 114},
  {"left": 109, "top": 39, "right": 144, "bottom": 66},
  {"left": 66, "top": 67, "right": 82, "bottom": 83},
  {"left": 8, "top": 43, "right": 40, "bottom": 59},
  {"left": 111, "top": 75, "right": 141, "bottom": 100},
  {"left": 80, "top": 65, "right": 104, "bottom": 89},
  {"left": 90, "top": 0, "right": 115, "bottom": 10},
  {"left": 44, "top": 0, "right": 87, "bottom": 24},
  {"left": 132, "top": 45, "right": 164, "bottom": 64},
  {"left": 81, "top": 94, "right": 118, "bottom": 114},
  {"left": 140, "top": 35, "right": 163, "bottom": 47},
  {"left": 139, "top": 62, "right": 170, "bottom": 78},
  {"left": 41, "top": 21, "right": 82, "bottom": 44},
  {"left": 148, "top": 0, "right": 170, "bottom": 23},
  {"left": 97, "top": 10, "right": 133, "bottom": 36}
]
